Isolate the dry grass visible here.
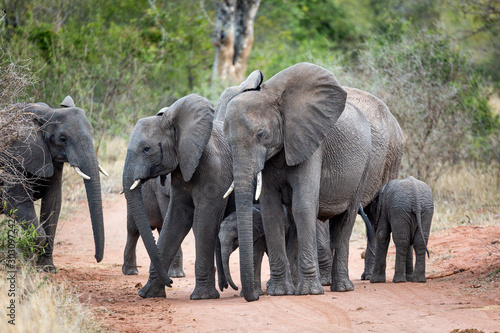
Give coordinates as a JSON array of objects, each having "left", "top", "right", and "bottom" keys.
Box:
[
  {"left": 0, "top": 265, "right": 103, "bottom": 333},
  {"left": 432, "top": 164, "right": 500, "bottom": 231}
]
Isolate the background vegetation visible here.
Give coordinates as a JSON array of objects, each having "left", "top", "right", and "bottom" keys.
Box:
[{"left": 0, "top": 1, "right": 498, "bottom": 330}]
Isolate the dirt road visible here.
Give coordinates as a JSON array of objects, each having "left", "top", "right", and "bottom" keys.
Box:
[{"left": 53, "top": 195, "right": 500, "bottom": 332}]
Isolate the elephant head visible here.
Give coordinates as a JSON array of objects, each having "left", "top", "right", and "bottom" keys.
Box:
[
  {"left": 13, "top": 96, "right": 105, "bottom": 262},
  {"left": 220, "top": 62, "right": 347, "bottom": 301},
  {"left": 122, "top": 94, "right": 214, "bottom": 287}
]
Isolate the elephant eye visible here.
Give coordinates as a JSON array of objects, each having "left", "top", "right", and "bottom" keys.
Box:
[
  {"left": 143, "top": 146, "right": 151, "bottom": 153},
  {"left": 60, "top": 135, "right": 67, "bottom": 143},
  {"left": 256, "top": 130, "right": 264, "bottom": 141}
]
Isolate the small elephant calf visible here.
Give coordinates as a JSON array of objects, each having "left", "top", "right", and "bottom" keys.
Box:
[
  {"left": 369, "top": 176, "right": 434, "bottom": 283},
  {"left": 218, "top": 205, "right": 333, "bottom": 296}
]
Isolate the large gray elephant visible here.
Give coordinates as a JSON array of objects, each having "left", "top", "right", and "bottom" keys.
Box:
[
  {"left": 369, "top": 176, "right": 434, "bottom": 283},
  {"left": 122, "top": 175, "right": 184, "bottom": 278},
  {"left": 122, "top": 94, "right": 234, "bottom": 299},
  {"left": 218, "top": 62, "right": 403, "bottom": 301},
  {"left": 220, "top": 63, "right": 373, "bottom": 301},
  {"left": 0, "top": 96, "right": 106, "bottom": 271}
]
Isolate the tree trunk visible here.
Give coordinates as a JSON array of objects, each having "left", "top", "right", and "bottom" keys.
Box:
[{"left": 212, "top": 0, "right": 261, "bottom": 82}]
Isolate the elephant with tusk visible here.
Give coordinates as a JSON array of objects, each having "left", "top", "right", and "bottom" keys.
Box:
[{"left": 0, "top": 96, "right": 106, "bottom": 272}]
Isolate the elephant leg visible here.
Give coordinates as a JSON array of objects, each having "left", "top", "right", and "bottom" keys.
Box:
[
  {"left": 190, "top": 204, "right": 224, "bottom": 300},
  {"left": 168, "top": 244, "right": 185, "bottom": 278},
  {"left": 37, "top": 169, "right": 63, "bottom": 272},
  {"left": 406, "top": 245, "right": 414, "bottom": 281},
  {"left": 392, "top": 218, "right": 411, "bottom": 283},
  {"left": 413, "top": 235, "right": 427, "bottom": 283},
  {"left": 139, "top": 201, "right": 193, "bottom": 299},
  {"left": 285, "top": 215, "right": 298, "bottom": 287},
  {"left": 316, "top": 220, "right": 332, "bottom": 286},
  {"left": 261, "top": 192, "right": 294, "bottom": 296},
  {"left": 370, "top": 223, "right": 391, "bottom": 283},
  {"left": 4, "top": 184, "right": 46, "bottom": 248},
  {"left": 253, "top": 238, "right": 266, "bottom": 295},
  {"left": 392, "top": 241, "right": 409, "bottom": 283},
  {"left": 329, "top": 210, "right": 356, "bottom": 292},
  {"left": 122, "top": 211, "right": 140, "bottom": 275},
  {"left": 362, "top": 237, "right": 376, "bottom": 280}
]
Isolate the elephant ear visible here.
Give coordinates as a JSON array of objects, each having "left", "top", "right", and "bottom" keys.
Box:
[
  {"left": 214, "top": 70, "right": 263, "bottom": 122},
  {"left": 60, "top": 95, "right": 76, "bottom": 108},
  {"left": 13, "top": 105, "right": 55, "bottom": 177},
  {"left": 264, "top": 63, "right": 347, "bottom": 166},
  {"left": 162, "top": 94, "right": 214, "bottom": 182}
]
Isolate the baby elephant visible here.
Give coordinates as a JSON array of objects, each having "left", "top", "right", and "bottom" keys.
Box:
[
  {"left": 122, "top": 176, "right": 185, "bottom": 278},
  {"left": 369, "top": 176, "right": 433, "bottom": 283}
]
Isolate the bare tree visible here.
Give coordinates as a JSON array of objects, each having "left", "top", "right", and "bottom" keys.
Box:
[
  {"left": 0, "top": 52, "right": 37, "bottom": 191},
  {"left": 212, "top": 0, "right": 261, "bottom": 82}
]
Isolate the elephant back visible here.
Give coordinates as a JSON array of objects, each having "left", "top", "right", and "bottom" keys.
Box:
[{"left": 343, "top": 87, "right": 404, "bottom": 207}]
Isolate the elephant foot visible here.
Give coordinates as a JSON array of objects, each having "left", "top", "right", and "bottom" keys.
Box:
[
  {"left": 122, "top": 264, "right": 139, "bottom": 275},
  {"left": 266, "top": 277, "right": 294, "bottom": 296},
  {"left": 392, "top": 273, "right": 407, "bottom": 283},
  {"left": 295, "top": 277, "right": 324, "bottom": 295},
  {"left": 331, "top": 276, "right": 354, "bottom": 292},
  {"left": 138, "top": 278, "right": 167, "bottom": 298},
  {"left": 190, "top": 285, "right": 220, "bottom": 300},
  {"left": 168, "top": 266, "right": 186, "bottom": 278},
  {"left": 240, "top": 286, "right": 264, "bottom": 297},
  {"left": 406, "top": 273, "right": 414, "bottom": 281},
  {"left": 370, "top": 273, "right": 386, "bottom": 283},
  {"left": 361, "top": 271, "right": 371, "bottom": 281},
  {"left": 319, "top": 270, "right": 332, "bottom": 286},
  {"left": 36, "top": 255, "right": 58, "bottom": 273},
  {"left": 412, "top": 274, "right": 426, "bottom": 283}
]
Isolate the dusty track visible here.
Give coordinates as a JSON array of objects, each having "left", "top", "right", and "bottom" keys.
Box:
[{"left": 54, "top": 195, "right": 500, "bottom": 332}]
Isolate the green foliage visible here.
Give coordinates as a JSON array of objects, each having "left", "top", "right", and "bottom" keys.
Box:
[
  {"left": 0, "top": 212, "right": 45, "bottom": 265},
  {"left": 0, "top": 0, "right": 498, "bottom": 178},
  {"left": 320, "top": 27, "right": 499, "bottom": 182}
]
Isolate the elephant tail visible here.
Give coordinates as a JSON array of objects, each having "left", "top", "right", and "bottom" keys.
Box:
[
  {"left": 358, "top": 204, "right": 374, "bottom": 245},
  {"left": 416, "top": 209, "right": 430, "bottom": 258},
  {"left": 411, "top": 179, "right": 430, "bottom": 259}
]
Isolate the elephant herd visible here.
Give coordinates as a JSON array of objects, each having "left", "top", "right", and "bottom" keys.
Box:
[{"left": 1, "top": 62, "right": 434, "bottom": 303}]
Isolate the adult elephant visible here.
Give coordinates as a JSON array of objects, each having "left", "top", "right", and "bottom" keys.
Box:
[
  {"left": 122, "top": 175, "right": 185, "bottom": 278},
  {"left": 221, "top": 63, "right": 373, "bottom": 301},
  {"left": 1, "top": 96, "right": 106, "bottom": 271},
  {"left": 216, "top": 71, "right": 403, "bottom": 285},
  {"left": 122, "top": 94, "right": 233, "bottom": 299}
]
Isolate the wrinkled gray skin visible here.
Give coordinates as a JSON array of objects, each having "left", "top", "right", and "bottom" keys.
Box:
[
  {"left": 217, "top": 66, "right": 404, "bottom": 296},
  {"left": 122, "top": 94, "right": 233, "bottom": 299},
  {"left": 122, "top": 175, "right": 185, "bottom": 278},
  {"left": 0, "top": 96, "right": 105, "bottom": 271},
  {"left": 369, "top": 176, "right": 434, "bottom": 283},
  {"left": 220, "top": 63, "right": 374, "bottom": 301},
  {"left": 219, "top": 206, "right": 333, "bottom": 296}
]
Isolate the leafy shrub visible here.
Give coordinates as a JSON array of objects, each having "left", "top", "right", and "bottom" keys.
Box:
[{"left": 322, "top": 26, "right": 499, "bottom": 183}]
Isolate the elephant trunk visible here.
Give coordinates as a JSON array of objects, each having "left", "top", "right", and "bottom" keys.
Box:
[
  {"left": 122, "top": 165, "right": 171, "bottom": 287},
  {"left": 219, "top": 234, "right": 239, "bottom": 291},
  {"left": 233, "top": 166, "right": 259, "bottom": 302},
  {"left": 78, "top": 141, "right": 105, "bottom": 262}
]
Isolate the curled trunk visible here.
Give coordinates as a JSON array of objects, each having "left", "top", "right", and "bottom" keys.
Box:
[{"left": 123, "top": 169, "right": 171, "bottom": 287}]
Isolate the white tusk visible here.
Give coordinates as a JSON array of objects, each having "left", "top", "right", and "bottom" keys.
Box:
[
  {"left": 119, "top": 189, "right": 124, "bottom": 195},
  {"left": 223, "top": 182, "right": 234, "bottom": 199},
  {"left": 99, "top": 165, "right": 109, "bottom": 177},
  {"left": 255, "top": 172, "right": 262, "bottom": 201},
  {"left": 74, "top": 166, "right": 91, "bottom": 180},
  {"left": 130, "top": 179, "right": 141, "bottom": 190}
]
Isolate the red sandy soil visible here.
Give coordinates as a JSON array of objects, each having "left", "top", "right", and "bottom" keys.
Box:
[{"left": 53, "top": 195, "right": 500, "bottom": 332}]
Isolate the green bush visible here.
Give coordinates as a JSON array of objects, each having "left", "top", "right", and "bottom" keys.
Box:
[{"left": 0, "top": 213, "right": 45, "bottom": 266}]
